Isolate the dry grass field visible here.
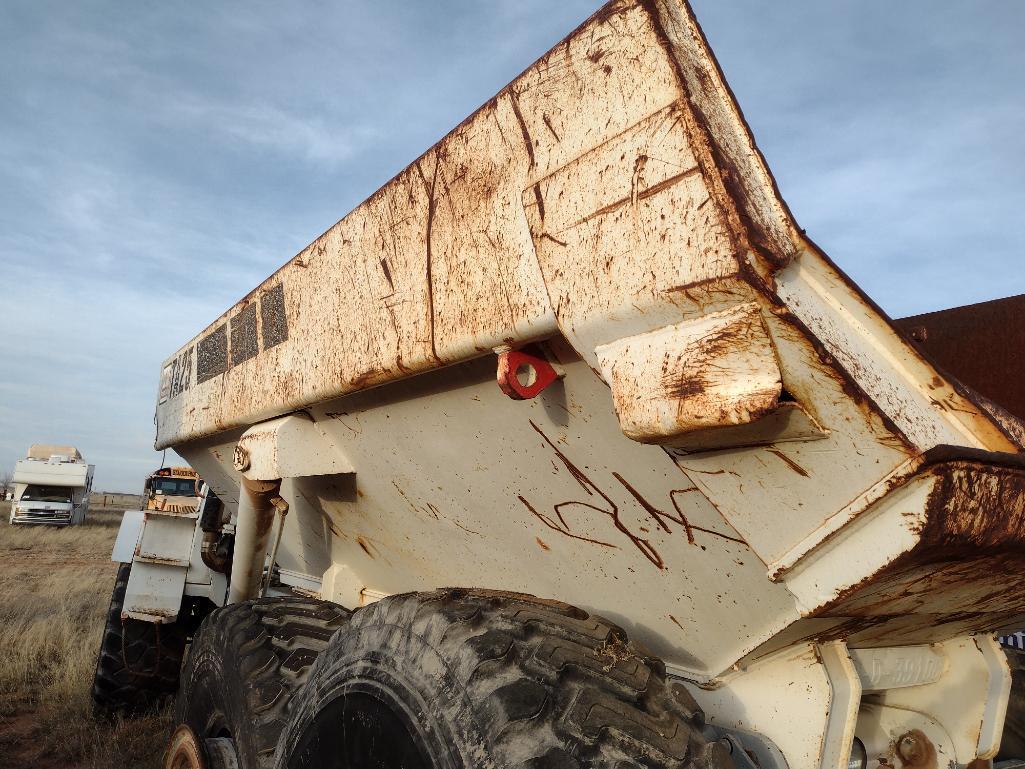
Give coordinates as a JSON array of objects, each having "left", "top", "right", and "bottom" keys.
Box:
[{"left": 0, "top": 496, "right": 172, "bottom": 769}]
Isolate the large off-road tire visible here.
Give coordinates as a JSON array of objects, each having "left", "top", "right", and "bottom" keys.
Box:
[
  {"left": 176, "top": 596, "right": 351, "bottom": 769},
  {"left": 91, "top": 562, "right": 190, "bottom": 716},
  {"left": 275, "top": 588, "right": 732, "bottom": 769},
  {"left": 1000, "top": 646, "right": 1025, "bottom": 760}
]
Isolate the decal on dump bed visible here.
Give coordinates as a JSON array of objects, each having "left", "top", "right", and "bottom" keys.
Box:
[
  {"left": 159, "top": 346, "right": 193, "bottom": 404},
  {"left": 260, "top": 282, "right": 288, "bottom": 349},
  {"left": 160, "top": 282, "right": 289, "bottom": 403},
  {"left": 230, "top": 303, "right": 259, "bottom": 365},
  {"left": 197, "top": 323, "right": 228, "bottom": 384}
]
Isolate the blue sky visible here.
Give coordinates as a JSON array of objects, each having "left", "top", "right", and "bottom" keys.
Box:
[{"left": 1, "top": 1, "right": 1023, "bottom": 492}]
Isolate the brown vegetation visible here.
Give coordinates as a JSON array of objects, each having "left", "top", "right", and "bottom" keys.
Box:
[{"left": 0, "top": 499, "right": 171, "bottom": 769}]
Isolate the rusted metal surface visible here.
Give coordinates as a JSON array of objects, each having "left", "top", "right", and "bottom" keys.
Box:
[
  {"left": 233, "top": 413, "right": 353, "bottom": 481},
  {"left": 260, "top": 495, "right": 289, "bottom": 597},
  {"left": 760, "top": 455, "right": 1025, "bottom": 653},
  {"left": 896, "top": 294, "right": 1025, "bottom": 425},
  {"left": 227, "top": 477, "right": 281, "bottom": 604},
  {"left": 595, "top": 301, "right": 781, "bottom": 442},
  {"left": 897, "top": 729, "right": 937, "bottom": 769},
  {"left": 200, "top": 530, "right": 229, "bottom": 574}
]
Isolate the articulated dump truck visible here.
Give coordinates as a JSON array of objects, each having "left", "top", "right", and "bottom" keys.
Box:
[{"left": 94, "top": 2, "right": 1025, "bottom": 768}]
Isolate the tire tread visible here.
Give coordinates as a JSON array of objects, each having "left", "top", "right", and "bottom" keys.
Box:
[
  {"left": 91, "top": 562, "right": 188, "bottom": 716},
  {"left": 177, "top": 596, "right": 350, "bottom": 769}
]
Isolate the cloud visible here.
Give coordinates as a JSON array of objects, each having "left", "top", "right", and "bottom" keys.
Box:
[
  {"left": 690, "top": 0, "right": 1025, "bottom": 315},
  {"left": 162, "top": 95, "right": 377, "bottom": 166},
  {"left": 0, "top": 268, "right": 206, "bottom": 491}
]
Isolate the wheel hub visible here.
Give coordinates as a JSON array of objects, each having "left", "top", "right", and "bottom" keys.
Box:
[{"left": 165, "top": 725, "right": 240, "bottom": 769}]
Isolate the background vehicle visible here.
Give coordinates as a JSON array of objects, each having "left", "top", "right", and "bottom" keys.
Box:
[
  {"left": 9, "top": 444, "right": 93, "bottom": 526},
  {"left": 144, "top": 466, "right": 202, "bottom": 513},
  {"left": 100, "top": 1, "right": 1025, "bottom": 767},
  {"left": 92, "top": 468, "right": 227, "bottom": 716}
]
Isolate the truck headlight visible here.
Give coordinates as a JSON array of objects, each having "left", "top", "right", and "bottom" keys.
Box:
[{"left": 847, "top": 737, "right": 867, "bottom": 769}]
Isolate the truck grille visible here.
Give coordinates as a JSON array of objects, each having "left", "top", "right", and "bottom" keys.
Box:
[{"left": 12, "top": 509, "right": 73, "bottom": 524}]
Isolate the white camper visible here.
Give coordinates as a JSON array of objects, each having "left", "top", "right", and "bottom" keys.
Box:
[{"left": 9, "top": 445, "right": 94, "bottom": 526}]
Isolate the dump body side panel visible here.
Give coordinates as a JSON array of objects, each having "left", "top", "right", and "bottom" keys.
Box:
[
  {"left": 157, "top": 0, "right": 735, "bottom": 448},
  {"left": 155, "top": 0, "right": 1013, "bottom": 465}
]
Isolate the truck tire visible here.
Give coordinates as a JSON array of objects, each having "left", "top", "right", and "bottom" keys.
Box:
[
  {"left": 176, "top": 596, "right": 351, "bottom": 769},
  {"left": 1000, "top": 646, "right": 1025, "bottom": 760},
  {"left": 92, "top": 562, "right": 190, "bottom": 716},
  {"left": 275, "top": 588, "right": 732, "bottom": 769}
]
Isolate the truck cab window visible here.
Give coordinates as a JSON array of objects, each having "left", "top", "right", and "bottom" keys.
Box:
[
  {"left": 151, "top": 478, "right": 197, "bottom": 495},
  {"left": 21, "top": 485, "right": 72, "bottom": 502}
]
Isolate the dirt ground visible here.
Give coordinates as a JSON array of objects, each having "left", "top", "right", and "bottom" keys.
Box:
[{"left": 0, "top": 498, "right": 171, "bottom": 769}]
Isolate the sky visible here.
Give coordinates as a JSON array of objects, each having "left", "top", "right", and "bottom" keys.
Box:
[{"left": 1, "top": 1, "right": 1023, "bottom": 492}]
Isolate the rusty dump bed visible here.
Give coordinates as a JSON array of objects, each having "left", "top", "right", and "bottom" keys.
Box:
[
  {"left": 896, "top": 293, "right": 1025, "bottom": 430},
  {"left": 157, "top": 0, "right": 1025, "bottom": 679}
]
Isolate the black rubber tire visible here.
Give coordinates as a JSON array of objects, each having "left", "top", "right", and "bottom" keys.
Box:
[
  {"left": 91, "top": 562, "right": 190, "bottom": 716},
  {"left": 176, "top": 596, "right": 351, "bottom": 769},
  {"left": 275, "top": 588, "right": 732, "bottom": 769},
  {"left": 1000, "top": 646, "right": 1025, "bottom": 760}
]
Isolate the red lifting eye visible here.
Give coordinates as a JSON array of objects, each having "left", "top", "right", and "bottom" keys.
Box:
[{"left": 496, "top": 349, "right": 559, "bottom": 400}]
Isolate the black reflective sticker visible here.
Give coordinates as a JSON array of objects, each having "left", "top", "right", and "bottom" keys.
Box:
[
  {"left": 230, "top": 303, "right": 259, "bottom": 365},
  {"left": 261, "top": 283, "right": 288, "bottom": 350},
  {"left": 197, "top": 324, "right": 228, "bottom": 384}
]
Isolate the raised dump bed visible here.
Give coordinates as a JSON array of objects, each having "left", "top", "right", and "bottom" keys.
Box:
[{"left": 111, "top": 2, "right": 1025, "bottom": 768}]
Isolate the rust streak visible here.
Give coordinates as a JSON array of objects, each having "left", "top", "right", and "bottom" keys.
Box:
[
  {"left": 525, "top": 421, "right": 745, "bottom": 565},
  {"left": 767, "top": 449, "right": 810, "bottom": 478},
  {"left": 379, "top": 258, "right": 394, "bottom": 290},
  {"left": 541, "top": 113, "right": 561, "bottom": 142},
  {"left": 357, "top": 536, "right": 374, "bottom": 558},
  {"left": 518, "top": 495, "right": 617, "bottom": 549},
  {"left": 508, "top": 89, "right": 535, "bottom": 168},
  {"left": 529, "top": 420, "right": 595, "bottom": 497},
  {"left": 531, "top": 183, "right": 546, "bottom": 221},
  {"left": 414, "top": 157, "right": 442, "bottom": 363},
  {"left": 562, "top": 166, "right": 702, "bottom": 231},
  {"left": 527, "top": 421, "right": 665, "bottom": 565}
]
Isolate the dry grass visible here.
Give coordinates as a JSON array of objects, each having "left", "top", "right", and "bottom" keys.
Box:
[{"left": 0, "top": 500, "right": 172, "bottom": 769}]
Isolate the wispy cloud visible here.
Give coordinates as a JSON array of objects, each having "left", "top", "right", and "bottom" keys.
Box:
[{"left": 167, "top": 97, "right": 375, "bottom": 165}]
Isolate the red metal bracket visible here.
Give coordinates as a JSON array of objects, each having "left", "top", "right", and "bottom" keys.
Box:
[{"left": 497, "top": 349, "right": 559, "bottom": 400}]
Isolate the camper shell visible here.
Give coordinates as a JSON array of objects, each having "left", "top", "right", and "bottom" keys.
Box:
[{"left": 9, "top": 445, "right": 94, "bottom": 526}]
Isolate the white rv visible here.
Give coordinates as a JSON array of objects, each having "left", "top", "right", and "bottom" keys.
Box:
[{"left": 9, "top": 445, "right": 94, "bottom": 526}]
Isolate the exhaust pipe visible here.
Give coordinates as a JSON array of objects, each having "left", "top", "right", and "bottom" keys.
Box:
[{"left": 227, "top": 477, "right": 280, "bottom": 604}]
